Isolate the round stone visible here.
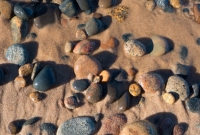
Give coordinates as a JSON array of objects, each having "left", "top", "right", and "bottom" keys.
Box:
[
  {"left": 162, "top": 92, "right": 175, "bottom": 104},
  {"left": 99, "top": 0, "right": 113, "bottom": 8},
  {"left": 64, "top": 96, "right": 78, "bottom": 109},
  {"left": 14, "top": 76, "right": 26, "bottom": 89},
  {"left": 124, "top": 39, "right": 146, "bottom": 57},
  {"left": 120, "top": 120, "right": 158, "bottom": 135},
  {"left": 165, "top": 75, "right": 190, "bottom": 101},
  {"left": 99, "top": 70, "right": 111, "bottom": 83},
  {"left": 186, "top": 97, "right": 200, "bottom": 113},
  {"left": 118, "top": 92, "right": 130, "bottom": 112},
  {"left": 72, "top": 79, "right": 89, "bottom": 92},
  {"left": 18, "top": 63, "right": 33, "bottom": 77},
  {"left": 29, "top": 91, "right": 43, "bottom": 103},
  {"left": 104, "top": 84, "right": 117, "bottom": 105},
  {"left": 129, "top": 83, "right": 141, "bottom": 97},
  {"left": 139, "top": 73, "right": 165, "bottom": 93},
  {"left": 86, "top": 83, "right": 103, "bottom": 103},
  {"left": 0, "top": 1, "right": 13, "bottom": 19},
  {"left": 56, "top": 117, "right": 96, "bottom": 135},
  {"left": 64, "top": 41, "right": 74, "bottom": 53},
  {"left": 170, "top": 0, "right": 182, "bottom": 8},
  {"left": 76, "top": 29, "right": 87, "bottom": 40},
  {"left": 40, "top": 123, "right": 57, "bottom": 135},
  {"left": 33, "top": 65, "right": 56, "bottom": 91},
  {"left": 145, "top": 0, "right": 156, "bottom": 12},
  {"left": 73, "top": 40, "right": 95, "bottom": 55},
  {"left": 85, "top": 17, "right": 104, "bottom": 36},
  {"left": 7, "top": 121, "right": 19, "bottom": 134},
  {"left": 173, "top": 124, "right": 185, "bottom": 135},
  {"left": 74, "top": 55, "right": 102, "bottom": 79},
  {"left": 6, "top": 44, "right": 28, "bottom": 66},
  {"left": 171, "top": 63, "right": 189, "bottom": 79}
]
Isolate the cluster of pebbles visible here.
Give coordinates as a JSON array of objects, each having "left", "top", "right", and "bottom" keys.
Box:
[{"left": 0, "top": 0, "right": 200, "bottom": 135}]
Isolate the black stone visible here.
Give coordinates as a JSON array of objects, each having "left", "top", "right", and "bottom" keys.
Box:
[
  {"left": 14, "top": 3, "right": 34, "bottom": 20},
  {"left": 186, "top": 97, "right": 200, "bottom": 113},
  {"left": 122, "top": 33, "right": 133, "bottom": 42},
  {"left": 33, "top": 65, "right": 56, "bottom": 91},
  {"left": 180, "top": 46, "right": 188, "bottom": 60},
  {"left": 183, "top": 8, "right": 189, "bottom": 13},
  {"left": 196, "top": 38, "right": 200, "bottom": 45},
  {"left": 23, "top": 117, "right": 41, "bottom": 126},
  {"left": 0, "top": 68, "right": 4, "bottom": 84},
  {"left": 117, "top": 92, "right": 130, "bottom": 112},
  {"left": 59, "top": 0, "right": 77, "bottom": 17},
  {"left": 73, "top": 79, "right": 89, "bottom": 92},
  {"left": 40, "top": 123, "right": 57, "bottom": 135},
  {"left": 36, "top": 5, "right": 48, "bottom": 17}
]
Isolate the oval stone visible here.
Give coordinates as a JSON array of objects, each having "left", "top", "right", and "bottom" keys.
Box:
[
  {"left": 73, "top": 40, "right": 95, "bottom": 55},
  {"left": 171, "top": 63, "right": 189, "bottom": 79},
  {"left": 64, "top": 96, "right": 78, "bottom": 109},
  {"left": 154, "top": 0, "right": 170, "bottom": 9},
  {"left": 86, "top": 83, "right": 103, "bottom": 103},
  {"left": 72, "top": 79, "right": 89, "bottom": 92},
  {"left": 74, "top": 55, "right": 102, "bottom": 79},
  {"left": 118, "top": 92, "right": 130, "bottom": 112},
  {"left": 104, "top": 84, "right": 117, "bottom": 105},
  {"left": 56, "top": 117, "right": 96, "bottom": 135},
  {"left": 76, "top": 0, "right": 90, "bottom": 11},
  {"left": 99, "top": 0, "right": 113, "bottom": 8},
  {"left": 85, "top": 17, "right": 104, "bottom": 36},
  {"left": 33, "top": 65, "right": 56, "bottom": 91},
  {"left": 186, "top": 97, "right": 200, "bottom": 114}
]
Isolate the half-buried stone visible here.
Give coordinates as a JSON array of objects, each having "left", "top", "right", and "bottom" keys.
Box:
[
  {"left": 165, "top": 75, "right": 190, "bottom": 101},
  {"left": 33, "top": 65, "right": 56, "bottom": 92},
  {"left": 98, "top": 0, "right": 113, "bottom": 8},
  {"left": 85, "top": 17, "right": 104, "bottom": 36},
  {"left": 186, "top": 97, "right": 200, "bottom": 114},
  {"left": 155, "top": 0, "right": 170, "bottom": 9},
  {"left": 74, "top": 55, "right": 102, "bottom": 79},
  {"left": 86, "top": 83, "right": 103, "bottom": 103},
  {"left": 56, "top": 116, "right": 96, "bottom": 135}
]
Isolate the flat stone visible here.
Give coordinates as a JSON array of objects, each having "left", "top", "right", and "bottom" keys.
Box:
[
  {"left": 86, "top": 83, "right": 103, "bottom": 103},
  {"left": 165, "top": 75, "right": 190, "bottom": 101},
  {"left": 104, "top": 84, "right": 117, "bottom": 105},
  {"left": 40, "top": 123, "right": 57, "bottom": 135},
  {"left": 74, "top": 55, "right": 102, "bottom": 79},
  {"left": 18, "top": 63, "right": 33, "bottom": 77},
  {"left": 72, "top": 79, "right": 89, "bottom": 92},
  {"left": 129, "top": 83, "right": 141, "bottom": 97},
  {"left": 73, "top": 40, "right": 95, "bottom": 55},
  {"left": 173, "top": 124, "right": 185, "bottom": 135},
  {"left": 56, "top": 117, "right": 96, "bottom": 135},
  {"left": 6, "top": 44, "right": 28, "bottom": 65},
  {"left": 85, "top": 17, "right": 104, "bottom": 36},
  {"left": 171, "top": 63, "right": 189, "bottom": 79},
  {"left": 118, "top": 92, "right": 130, "bottom": 112},
  {"left": 186, "top": 97, "right": 200, "bottom": 114},
  {"left": 0, "top": 1, "right": 13, "bottom": 19},
  {"left": 59, "top": 0, "right": 77, "bottom": 18},
  {"left": 33, "top": 65, "right": 56, "bottom": 91},
  {"left": 99, "top": 0, "right": 113, "bottom": 8},
  {"left": 64, "top": 96, "right": 78, "bottom": 109},
  {"left": 139, "top": 73, "right": 165, "bottom": 93}
]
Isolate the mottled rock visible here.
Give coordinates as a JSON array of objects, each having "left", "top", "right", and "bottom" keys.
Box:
[
  {"left": 173, "top": 124, "right": 185, "bottom": 135},
  {"left": 186, "top": 97, "right": 200, "bottom": 113},
  {"left": 120, "top": 120, "right": 158, "bottom": 135},
  {"left": 170, "top": 0, "right": 182, "bottom": 8},
  {"left": 99, "top": 70, "right": 111, "bottom": 83},
  {"left": 101, "top": 37, "right": 116, "bottom": 49},
  {"left": 118, "top": 92, "right": 130, "bottom": 112},
  {"left": 155, "top": 0, "right": 170, "bottom": 9},
  {"left": 14, "top": 76, "right": 26, "bottom": 88},
  {"left": 171, "top": 63, "right": 189, "bottom": 79},
  {"left": 139, "top": 73, "right": 165, "bottom": 93},
  {"left": 33, "top": 65, "right": 56, "bottom": 91},
  {"left": 0, "top": 1, "right": 13, "bottom": 19},
  {"left": 40, "top": 123, "right": 57, "bottom": 135},
  {"left": 86, "top": 83, "right": 103, "bottom": 103},
  {"left": 14, "top": 3, "right": 34, "bottom": 20},
  {"left": 129, "top": 83, "right": 141, "bottom": 97},
  {"left": 159, "top": 117, "right": 173, "bottom": 134},
  {"left": 73, "top": 40, "right": 95, "bottom": 55},
  {"left": 165, "top": 75, "right": 190, "bottom": 101},
  {"left": 192, "top": 84, "right": 199, "bottom": 97},
  {"left": 7, "top": 121, "right": 20, "bottom": 134},
  {"left": 64, "top": 41, "right": 74, "bottom": 53},
  {"left": 145, "top": 0, "right": 156, "bottom": 12},
  {"left": 72, "top": 79, "right": 89, "bottom": 92},
  {"left": 56, "top": 117, "right": 96, "bottom": 135},
  {"left": 76, "top": 29, "right": 87, "bottom": 40},
  {"left": 99, "top": 0, "right": 113, "bottom": 8},
  {"left": 29, "top": 91, "right": 43, "bottom": 103},
  {"left": 162, "top": 92, "right": 175, "bottom": 104},
  {"left": 31, "top": 62, "right": 42, "bottom": 80},
  {"left": 23, "top": 117, "right": 41, "bottom": 126},
  {"left": 59, "top": 0, "right": 77, "bottom": 17},
  {"left": 64, "top": 96, "right": 78, "bottom": 109},
  {"left": 105, "top": 84, "right": 117, "bottom": 105},
  {"left": 124, "top": 39, "right": 146, "bottom": 56},
  {"left": 85, "top": 17, "right": 104, "bottom": 36},
  {"left": 74, "top": 55, "right": 102, "bottom": 79},
  {"left": 18, "top": 63, "right": 33, "bottom": 77}
]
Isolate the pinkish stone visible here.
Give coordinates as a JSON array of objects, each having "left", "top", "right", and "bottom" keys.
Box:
[{"left": 73, "top": 39, "right": 95, "bottom": 55}]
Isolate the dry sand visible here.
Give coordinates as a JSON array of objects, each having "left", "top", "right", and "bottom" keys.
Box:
[{"left": 1, "top": 0, "right": 200, "bottom": 134}]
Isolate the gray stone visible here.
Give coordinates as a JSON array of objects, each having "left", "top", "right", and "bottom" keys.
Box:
[
  {"left": 76, "top": 0, "right": 90, "bottom": 12},
  {"left": 72, "top": 79, "right": 89, "bottom": 92},
  {"left": 85, "top": 17, "right": 104, "bottom": 36},
  {"left": 186, "top": 97, "right": 200, "bottom": 114},
  {"left": 118, "top": 92, "right": 130, "bottom": 112},
  {"left": 14, "top": 3, "right": 34, "bottom": 20},
  {"left": 59, "top": 0, "right": 77, "bottom": 17},
  {"left": 105, "top": 84, "right": 117, "bottom": 105},
  {"left": 40, "top": 123, "right": 57, "bottom": 135},
  {"left": 171, "top": 63, "right": 189, "bottom": 79}
]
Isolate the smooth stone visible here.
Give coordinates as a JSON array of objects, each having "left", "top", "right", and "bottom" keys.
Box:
[
  {"left": 165, "top": 75, "right": 190, "bottom": 101},
  {"left": 0, "top": 1, "right": 13, "bottom": 19},
  {"left": 23, "top": 117, "right": 41, "bottom": 126},
  {"left": 29, "top": 91, "right": 43, "bottom": 103},
  {"left": 150, "top": 35, "right": 169, "bottom": 56},
  {"left": 104, "top": 84, "right": 117, "bottom": 105},
  {"left": 100, "top": 37, "right": 116, "bottom": 49},
  {"left": 64, "top": 96, "right": 78, "bottom": 109},
  {"left": 76, "top": 29, "right": 87, "bottom": 40},
  {"left": 192, "top": 84, "right": 199, "bottom": 97},
  {"left": 118, "top": 92, "right": 130, "bottom": 112},
  {"left": 0, "top": 68, "right": 4, "bottom": 83},
  {"left": 74, "top": 55, "right": 102, "bottom": 79},
  {"left": 145, "top": 0, "right": 156, "bottom": 12},
  {"left": 170, "top": 0, "right": 182, "bottom": 8},
  {"left": 124, "top": 39, "right": 146, "bottom": 57},
  {"left": 64, "top": 41, "right": 74, "bottom": 53},
  {"left": 14, "top": 76, "right": 26, "bottom": 88},
  {"left": 159, "top": 117, "right": 173, "bottom": 134},
  {"left": 120, "top": 120, "right": 158, "bottom": 135},
  {"left": 10, "top": 16, "right": 28, "bottom": 43},
  {"left": 18, "top": 63, "right": 33, "bottom": 77},
  {"left": 139, "top": 73, "right": 165, "bottom": 93},
  {"left": 85, "top": 17, "right": 104, "bottom": 36},
  {"left": 40, "top": 123, "right": 57, "bottom": 135},
  {"left": 72, "top": 79, "right": 89, "bottom": 92},
  {"left": 173, "top": 124, "right": 185, "bottom": 135},
  {"left": 7, "top": 121, "right": 20, "bottom": 134},
  {"left": 155, "top": 0, "right": 170, "bottom": 9},
  {"left": 186, "top": 97, "right": 200, "bottom": 113},
  {"left": 14, "top": 3, "right": 34, "bottom": 20},
  {"left": 194, "top": 4, "right": 200, "bottom": 24},
  {"left": 56, "top": 117, "right": 96, "bottom": 135},
  {"left": 171, "top": 63, "right": 189, "bottom": 79},
  {"left": 86, "top": 83, "right": 103, "bottom": 103},
  {"left": 162, "top": 92, "right": 175, "bottom": 104},
  {"left": 129, "top": 83, "right": 141, "bottom": 97},
  {"left": 99, "top": 70, "right": 111, "bottom": 83},
  {"left": 76, "top": 0, "right": 90, "bottom": 11},
  {"left": 33, "top": 65, "right": 56, "bottom": 91},
  {"left": 99, "top": 0, "right": 113, "bottom": 8},
  {"left": 179, "top": 46, "right": 188, "bottom": 60},
  {"left": 6, "top": 44, "right": 28, "bottom": 65},
  {"left": 101, "top": 114, "right": 127, "bottom": 135},
  {"left": 73, "top": 40, "right": 95, "bottom": 55},
  {"left": 59, "top": 0, "right": 77, "bottom": 17},
  {"left": 31, "top": 62, "right": 42, "bottom": 80}
]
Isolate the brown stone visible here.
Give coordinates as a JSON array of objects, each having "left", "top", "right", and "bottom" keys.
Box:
[
  {"left": 173, "top": 124, "right": 185, "bottom": 135},
  {"left": 73, "top": 40, "right": 95, "bottom": 55},
  {"left": 0, "top": 1, "right": 13, "bottom": 19},
  {"left": 101, "top": 37, "right": 116, "bottom": 49},
  {"left": 14, "top": 76, "right": 26, "bottom": 89},
  {"left": 99, "top": 0, "right": 112, "bottom": 8},
  {"left": 127, "top": 67, "right": 136, "bottom": 76},
  {"left": 61, "top": 18, "right": 68, "bottom": 27},
  {"left": 194, "top": 4, "right": 200, "bottom": 24},
  {"left": 29, "top": 91, "right": 43, "bottom": 103},
  {"left": 7, "top": 121, "right": 19, "bottom": 134},
  {"left": 18, "top": 63, "right": 33, "bottom": 77},
  {"left": 86, "top": 83, "right": 103, "bottom": 103},
  {"left": 76, "top": 29, "right": 87, "bottom": 40},
  {"left": 64, "top": 96, "right": 78, "bottom": 109}
]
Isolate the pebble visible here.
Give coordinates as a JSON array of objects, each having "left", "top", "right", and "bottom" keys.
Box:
[
  {"left": 33, "top": 65, "right": 56, "bottom": 91},
  {"left": 165, "top": 75, "right": 190, "bottom": 101},
  {"left": 29, "top": 91, "right": 43, "bottom": 103},
  {"left": 101, "top": 114, "right": 127, "bottom": 135},
  {"left": 122, "top": 33, "right": 134, "bottom": 42},
  {"left": 74, "top": 55, "right": 102, "bottom": 79},
  {"left": 99, "top": 0, "right": 113, "bottom": 8},
  {"left": 171, "top": 63, "right": 189, "bottom": 79},
  {"left": 162, "top": 92, "right": 175, "bottom": 104},
  {"left": 145, "top": 0, "right": 156, "bottom": 12},
  {"left": 196, "top": 38, "right": 200, "bottom": 45},
  {"left": 23, "top": 117, "right": 41, "bottom": 126},
  {"left": 56, "top": 116, "right": 96, "bottom": 135},
  {"left": 64, "top": 96, "right": 78, "bottom": 109},
  {"left": 155, "top": 0, "right": 170, "bottom": 9},
  {"left": 127, "top": 67, "right": 136, "bottom": 77},
  {"left": 99, "top": 70, "right": 111, "bottom": 83},
  {"left": 173, "top": 124, "right": 185, "bottom": 135},
  {"left": 18, "top": 63, "right": 33, "bottom": 77},
  {"left": 101, "top": 37, "right": 116, "bottom": 49},
  {"left": 31, "top": 62, "right": 42, "bottom": 80},
  {"left": 59, "top": 0, "right": 77, "bottom": 17},
  {"left": 179, "top": 46, "right": 188, "bottom": 60},
  {"left": 93, "top": 76, "right": 101, "bottom": 83},
  {"left": 76, "top": 0, "right": 91, "bottom": 14},
  {"left": 0, "top": 1, "right": 13, "bottom": 19},
  {"left": 40, "top": 123, "right": 57, "bottom": 135},
  {"left": 118, "top": 92, "right": 130, "bottom": 112},
  {"left": 14, "top": 3, "right": 33, "bottom": 20},
  {"left": 105, "top": 84, "right": 117, "bottom": 105},
  {"left": 129, "top": 83, "right": 141, "bottom": 97},
  {"left": 0, "top": 68, "right": 4, "bottom": 83},
  {"left": 93, "top": 13, "right": 102, "bottom": 19},
  {"left": 73, "top": 40, "right": 95, "bottom": 55},
  {"left": 170, "top": 0, "right": 182, "bottom": 8},
  {"left": 14, "top": 76, "right": 26, "bottom": 88},
  {"left": 194, "top": 4, "right": 200, "bottom": 23},
  {"left": 85, "top": 17, "right": 104, "bottom": 36},
  {"left": 72, "top": 79, "right": 89, "bottom": 92},
  {"left": 150, "top": 35, "right": 169, "bottom": 56},
  {"left": 76, "top": 29, "right": 87, "bottom": 40},
  {"left": 64, "top": 41, "right": 74, "bottom": 53},
  {"left": 192, "top": 84, "right": 199, "bottom": 97},
  {"left": 124, "top": 39, "right": 146, "bottom": 57},
  {"left": 159, "top": 117, "right": 173, "bottom": 134},
  {"left": 7, "top": 121, "right": 20, "bottom": 134},
  {"left": 10, "top": 16, "right": 28, "bottom": 43},
  {"left": 139, "top": 73, "right": 165, "bottom": 93},
  {"left": 86, "top": 83, "right": 103, "bottom": 103},
  {"left": 186, "top": 97, "right": 200, "bottom": 113},
  {"left": 120, "top": 120, "right": 158, "bottom": 135}
]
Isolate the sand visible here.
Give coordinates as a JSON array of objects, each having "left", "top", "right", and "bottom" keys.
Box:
[{"left": 1, "top": 0, "right": 200, "bottom": 134}]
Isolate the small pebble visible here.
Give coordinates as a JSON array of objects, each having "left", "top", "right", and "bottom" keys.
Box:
[
  {"left": 23, "top": 117, "right": 41, "bottom": 126},
  {"left": 7, "top": 121, "right": 20, "bottom": 134},
  {"left": 14, "top": 76, "right": 26, "bottom": 88},
  {"left": 159, "top": 117, "right": 173, "bottom": 134},
  {"left": 186, "top": 97, "right": 200, "bottom": 113},
  {"left": 173, "top": 124, "right": 185, "bottom": 135},
  {"left": 196, "top": 38, "right": 200, "bottom": 45},
  {"left": 129, "top": 83, "right": 141, "bottom": 97},
  {"left": 93, "top": 13, "right": 102, "bottom": 19},
  {"left": 18, "top": 63, "right": 33, "bottom": 77},
  {"left": 99, "top": 0, "right": 113, "bottom": 8},
  {"left": 64, "top": 96, "right": 78, "bottom": 109},
  {"left": 122, "top": 33, "right": 133, "bottom": 42},
  {"left": 194, "top": 4, "right": 200, "bottom": 23},
  {"left": 145, "top": 0, "right": 156, "bottom": 12},
  {"left": 86, "top": 83, "right": 103, "bottom": 103},
  {"left": 76, "top": 29, "right": 87, "bottom": 40},
  {"left": 105, "top": 84, "right": 117, "bottom": 105},
  {"left": 6, "top": 44, "right": 28, "bottom": 65},
  {"left": 85, "top": 17, "right": 104, "bottom": 36},
  {"left": 72, "top": 79, "right": 89, "bottom": 92},
  {"left": 179, "top": 46, "right": 188, "bottom": 60},
  {"left": 192, "top": 83, "right": 199, "bottom": 97},
  {"left": 64, "top": 41, "right": 74, "bottom": 53},
  {"left": 127, "top": 67, "right": 136, "bottom": 77},
  {"left": 31, "top": 62, "right": 42, "bottom": 80},
  {"left": 61, "top": 18, "right": 68, "bottom": 27},
  {"left": 162, "top": 92, "right": 175, "bottom": 104},
  {"left": 40, "top": 123, "right": 57, "bottom": 135},
  {"left": 101, "top": 37, "right": 116, "bottom": 49},
  {"left": 73, "top": 39, "right": 95, "bottom": 55},
  {"left": 0, "top": 1, "right": 13, "bottom": 19},
  {"left": 118, "top": 92, "right": 130, "bottom": 112},
  {"left": 99, "top": 70, "right": 111, "bottom": 83},
  {"left": 170, "top": 0, "right": 182, "bottom": 8},
  {"left": 29, "top": 91, "right": 43, "bottom": 103},
  {"left": 93, "top": 76, "right": 101, "bottom": 83},
  {"left": 171, "top": 63, "right": 189, "bottom": 79}
]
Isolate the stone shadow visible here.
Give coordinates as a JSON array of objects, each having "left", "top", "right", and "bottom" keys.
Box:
[
  {"left": 100, "top": 15, "right": 112, "bottom": 30},
  {"left": 137, "top": 37, "right": 153, "bottom": 54},
  {"left": 11, "top": 119, "right": 26, "bottom": 134}
]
